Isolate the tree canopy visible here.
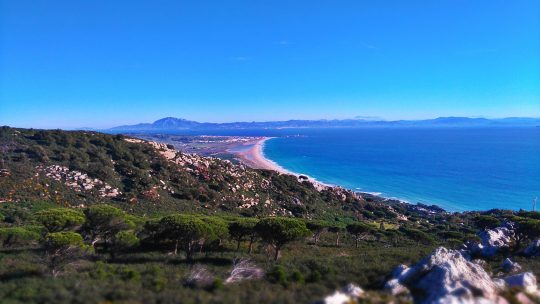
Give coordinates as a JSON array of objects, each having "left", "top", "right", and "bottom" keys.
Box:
[{"left": 255, "top": 217, "right": 310, "bottom": 260}]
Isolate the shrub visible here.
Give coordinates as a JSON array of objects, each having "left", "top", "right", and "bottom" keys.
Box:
[{"left": 267, "top": 265, "right": 288, "bottom": 285}]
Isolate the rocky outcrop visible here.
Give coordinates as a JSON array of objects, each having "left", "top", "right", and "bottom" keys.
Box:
[
  {"left": 36, "top": 165, "right": 120, "bottom": 198},
  {"left": 384, "top": 247, "right": 535, "bottom": 304},
  {"left": 462, "top": 225, "right": 515, "bottom": 258}
]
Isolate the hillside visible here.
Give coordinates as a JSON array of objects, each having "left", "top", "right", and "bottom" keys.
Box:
[{"left": 0, "top": 127, "right": 396, "bottom": 220}]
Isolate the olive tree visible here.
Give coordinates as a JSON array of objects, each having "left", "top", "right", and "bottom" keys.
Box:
[
  {"left": 34, "top": 208, "right": 85, "bottom": 232},
  {"left": 255, "top": 217, "right": 310, "bottom": 261}
]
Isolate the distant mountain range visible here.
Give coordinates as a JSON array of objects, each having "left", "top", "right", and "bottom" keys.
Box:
[{"left": 105, "top": 117, "right": 540, "bottom": 132}]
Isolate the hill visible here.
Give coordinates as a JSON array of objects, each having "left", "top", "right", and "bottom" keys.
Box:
[{"left": 0, "top": 126, "right": 397, "bottom": 220}]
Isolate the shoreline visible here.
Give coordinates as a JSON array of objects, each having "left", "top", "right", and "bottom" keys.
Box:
[
  {"left": 232, "top": 137, "right": 333, "bottom": 192},
  {"left": 231, "top": 137, "right": 290, "bottom": 174},
  {"left": 232, "top": 137, "right": 450, "bottom": 212}
]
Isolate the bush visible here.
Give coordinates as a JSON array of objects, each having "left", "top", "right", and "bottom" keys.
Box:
[{"left": 0, "top": 227, "right": 41, "bottom": 248}]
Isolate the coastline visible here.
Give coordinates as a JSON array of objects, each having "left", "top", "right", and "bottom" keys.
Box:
[
  {"left": 233, "top": 137, "right": 337, "bottom": 192},
  {"left": 233, "top": 137, "right": 449, "bottom": 212},
  {"left": 232, "top": 137, "right": 290, "bottom": 174}
]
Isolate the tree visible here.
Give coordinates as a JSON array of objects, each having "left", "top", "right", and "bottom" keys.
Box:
[
  {"left": 158, "top": 214, "right": 212, "bottom": 260},
  {"left": 346, "top": 222, "right": 376, "bottom": 248},
  {"left": 0, "top": 227, "right": 41, "bottom": 248},
  {"left": 83, "top": 205, "right": 134, "bottom": 250},
  {"left": 328, "top": 224, "right": 346, "bottom": 247},
  {"left": 44, "top": 231, "right": 92, "bottom": 276},
  {"left": 199, "top": 216, "right": 229, "bottom": 247},
  {"left": 228, "top": 218, "right": 258, "bottom": 252},
  {"left": 255, "top": 217, "right": 310, "bottom": 260},
  {"left": 34, "top": 208, "right": 85, "bottom": 233},
  {"left": 306, "top": 220, "right": 331, "bottom": 245},
  {"left": 110, "top": 231, "right": 140, "bottom": 258}
]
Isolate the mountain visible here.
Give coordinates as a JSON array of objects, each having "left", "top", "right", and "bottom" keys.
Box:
[{"left": 107, "top": 117, "right": 540, "bottom": 132}]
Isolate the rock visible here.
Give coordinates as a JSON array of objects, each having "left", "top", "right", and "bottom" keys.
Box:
[
  {"left": 385, "top": 247, "right": 506, "bottom": 303},
  {"left": 502, "top": 258, "right": 521, "bottom": 273},
  {"left": 477, "top": 226, "right": 514, "bottom": 257},
  {"left": 320, "top": 284, "right": 364, "bottom": 304},
  {"left": 341, "top": 283, "right": 364, "bottom": 298},
  {"left": 504, "top": 272, "right": 537, "bottom": 293},
  {"left": 515, "top": 292, "right": 536, "bottom": 304},
  {"left": 524, "top": 239, "right": 540, "bottom": 257},
  {"left": 385, "top": 278, "right": 409, "bottom": 296}
]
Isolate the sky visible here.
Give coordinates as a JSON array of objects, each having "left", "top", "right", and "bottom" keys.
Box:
[{"left": 1, "top": 1, "right": 539, "bottom": 129}]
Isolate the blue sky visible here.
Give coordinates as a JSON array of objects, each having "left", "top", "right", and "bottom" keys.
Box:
[{"left": 1, "top": 1, "right": 539, "bottom": 129}]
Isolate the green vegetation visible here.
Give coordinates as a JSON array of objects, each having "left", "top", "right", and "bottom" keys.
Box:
[{"left": 0, "top": 128, "right": 539, "bottom": 303}]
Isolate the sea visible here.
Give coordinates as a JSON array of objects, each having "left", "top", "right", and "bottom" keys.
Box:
[{"left": 156, "top": 127, "right": 540, "bottom": 212}]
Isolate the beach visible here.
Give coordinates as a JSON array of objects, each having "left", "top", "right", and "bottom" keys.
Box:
[{"left": 231, "top": 137, "right": 289, "bottom": 173}]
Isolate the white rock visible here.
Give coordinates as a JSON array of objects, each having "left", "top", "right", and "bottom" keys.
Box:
[
  {"left": 385, "top": 247, "right": 504, "bottom": 303},
  {"left": 321, "top": 284, "right": 364, "bottom": 304},
  {"left": 504, "top": 272, "right": 537, "bottom": 293},
  {"left": 477, "top": 227, "right": 514, "bottom": 257},
  {"left": 502, "top": 258, "right": 521, "bottom": 273},
  {"left": 385, "top": 278, "right": 409, "bottom": 295}
]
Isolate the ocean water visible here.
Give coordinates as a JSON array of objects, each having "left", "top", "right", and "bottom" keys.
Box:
[
  {"left": 149, "top": 127, "right": 540, "bottom": 212},
  {"left": 259, "top": 128, "right": 540, "bottom": 212}
]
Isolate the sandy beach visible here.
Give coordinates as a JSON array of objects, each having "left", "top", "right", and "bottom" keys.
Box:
[
  {"left": 233, "top": 137, "right": 332, "bottom": 191},
  {"left": 233, "top": 137, "right": 289, "bottom": 174}
]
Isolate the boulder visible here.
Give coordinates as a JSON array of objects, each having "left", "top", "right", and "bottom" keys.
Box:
[
  {"left": 462, "top": 226, "right": 514, "bottom": 258},
  {"left": 524, "top": 239, "right": 540, "bottom": 257},
  {"left": 504, "top": 272, "right": 537, "bottom": 293},
  {"left": 502, "top": 258, "right": 521, "bottom": 273},
  {"left": 477, "top": 226, "right": 514, "bottom": 257},
  {"left": 385, "top": 247, "right": 505, "bottom": 303}
]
